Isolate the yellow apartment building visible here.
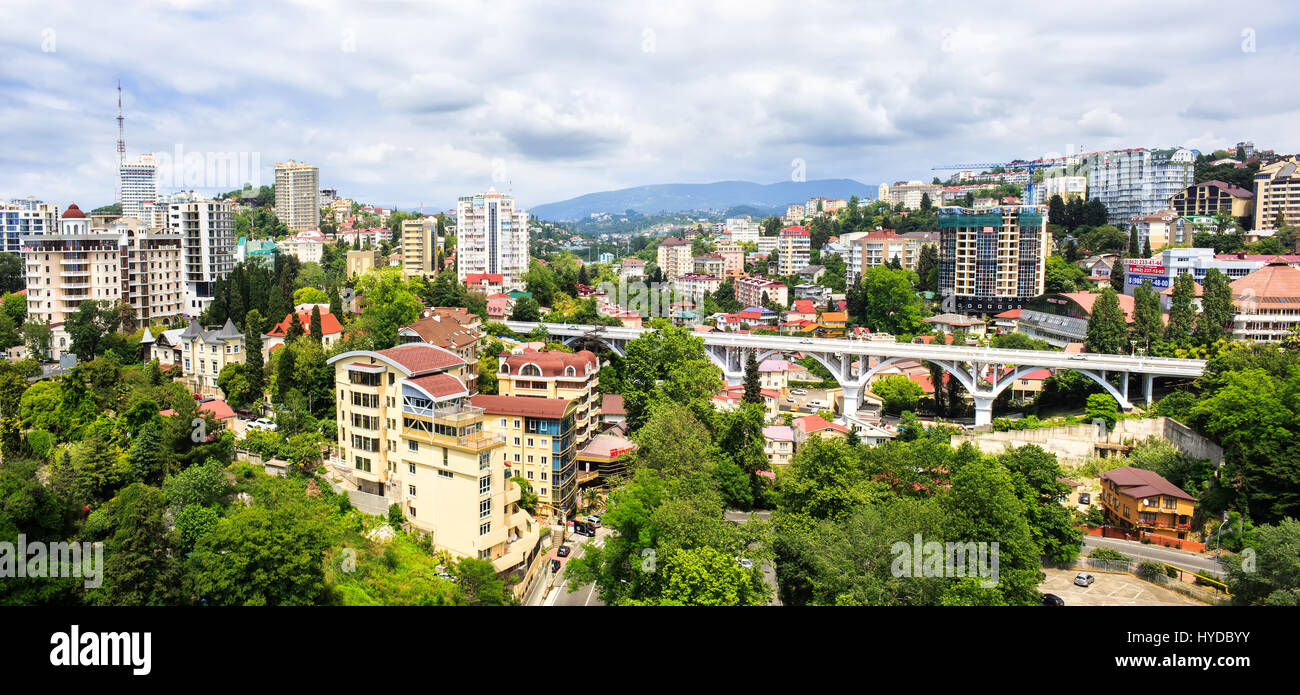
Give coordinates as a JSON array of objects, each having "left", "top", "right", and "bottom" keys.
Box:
[
  {"left": 326, "top": 343, "right": 542, "bottom": 579},
  {"left": 496, "top": 349, "right": 600, "bottom": 447}
]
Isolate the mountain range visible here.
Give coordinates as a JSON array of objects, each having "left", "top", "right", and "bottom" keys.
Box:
[{"left": 529, "top": 179, "right": 873, "bottom": 222}]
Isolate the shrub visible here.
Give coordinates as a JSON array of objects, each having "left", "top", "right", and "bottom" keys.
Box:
[
  {"left": 1088, "top": 547, "right": 1132, "bottom": 562},
  {"left": 1137, "top": 561, "right": 1164, "bottom": 581}
]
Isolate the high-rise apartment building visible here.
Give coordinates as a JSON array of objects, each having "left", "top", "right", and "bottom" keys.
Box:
[
  {"left": 455, "top": 190, "right": 529, "bottom": 291},
  {"left": 2, "top": 198, "right": 59, "bottom": 253},
  {"left": 656, "top": 237, "right": 693, "bottom": 280},
  {"left": 119, "top": 153, "right": 158, "bottom": 221},
  {"left": 878, "top": 182, "right": 942, "bottom": 210},
  {"left": 938, "top": 205, "right": 1048, "bottom": 313},
  {"left": 724, "top": 218, "right": 761, "bottom": 243},
  {"left": 168, "top": 197, "right": 236, "bottom": 317},
  {"left": 777, "top": 226, "right": 811, "bottom": 275},
  {"left": 1079, "top": 148, "right": 1195, "bottom": 224},
  {"left": 326, "top": 344, "right": 543, "bottom": 580},
  {"left": 23, "top": 204, "right": 186, "bottom": 358},
  {"left": 401, "top": 217, "right": 439, "bottom": 278},
  {"left": 273, "top": 160, "right": 321, "bottom": 230},
  {"left": 1252, "top": 158, "right": 1300, "bottom": 232}
]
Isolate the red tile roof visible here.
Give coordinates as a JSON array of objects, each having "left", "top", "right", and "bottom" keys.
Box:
[
  {"left": 793, "top": 414, "right": 850, "bottom": 435},
  {"left": 374, "top": 343, "right": 466, "bottom": 374},
  {"left": 501, "top": 349, "right": 598, "bottom": 378},
  {"left": 1101, "top": 466, "right": 1196, "bottom": 502},
  {"left": 601, "top": 394, "right": 625, "bottom": 416},
  {"left": 266, "top": 309, "right": 343, "bottom": 337},
  {"left": 199, "top": 399, "right": 237, "bottom": 419},
  {"left": 469, "top": 394, "right": 572, "bottom": 419},
  {"left": 406, "top": 373, "right": 469, "bottom": 399}
]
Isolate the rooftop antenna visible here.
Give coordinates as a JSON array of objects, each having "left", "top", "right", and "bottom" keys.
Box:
[{"left": 116, "top": 81, "right": 126, "bottom": 203}]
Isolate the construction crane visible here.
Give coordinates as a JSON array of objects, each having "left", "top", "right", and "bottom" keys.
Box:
[{"left": 931, "top": 157, "right": 1072, "bottom": 207}]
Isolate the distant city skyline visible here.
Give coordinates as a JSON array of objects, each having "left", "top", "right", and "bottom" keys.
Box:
[{"left": 3, "top": 1, "right": 1299, "bottom": 212}]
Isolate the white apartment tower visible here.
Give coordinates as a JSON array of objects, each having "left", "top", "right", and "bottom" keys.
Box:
[
  {"left": 119, "top": 153, "right": 158, "bottom": 221},
  {"left": 168, "top": 197, "right": 236, "bottom": 316},
  {"left": 274, "top": 160, "right": 321, "bottom": 230},
  {"left": 456, "top": 190, "right": 529, "bottom": 291},
  {"left": 1079, "top": 148, "right": 1195, "bottom": 224}
]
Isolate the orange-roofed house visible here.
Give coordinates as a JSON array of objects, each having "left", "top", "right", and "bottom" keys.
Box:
[
  {"left": 1100, "top": 466, "right": 1197, "bottom": 541},
  {"left": 792, "top": 414, "right": 850, "bottom": 447},
  {"left": 263, "top": 308, "right": 344, "bottom": 356}
]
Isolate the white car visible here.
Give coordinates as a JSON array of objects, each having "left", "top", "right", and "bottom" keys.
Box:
[
  {"left": 1069, "top": 354, "right": 1086, "bottom": 360},
  {"left": 1074, "top": 572, "right": 1095, "bottom": 587},
  {"left": 737, "top": 557, "right": 754, "bottom": 569},
  {"left": 790, "top": 389, "right": 807, "bottom": 395},
  {"left": 247, "top": 417, "right": 277, "bottom": 431},
  {"left": 800, "top": 339, "right": 813, "bottom": 344}
]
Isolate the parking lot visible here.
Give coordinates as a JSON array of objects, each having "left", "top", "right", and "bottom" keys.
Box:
[{"left": 1039, "top": 568, "right": 1205, "bottom": 606}]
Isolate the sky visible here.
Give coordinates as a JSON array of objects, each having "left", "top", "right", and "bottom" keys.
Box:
[{"left": 3, "top": 0, "right": 1299, "bottom": 215}]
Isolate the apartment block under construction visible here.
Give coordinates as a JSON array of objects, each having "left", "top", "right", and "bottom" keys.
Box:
[{"left": 938, "top": 205, "right": 1048, "bottom": 314}]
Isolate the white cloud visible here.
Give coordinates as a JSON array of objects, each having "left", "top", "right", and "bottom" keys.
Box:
[{"left": 0, "top": 0, "right": 1297, "bottom": 210}]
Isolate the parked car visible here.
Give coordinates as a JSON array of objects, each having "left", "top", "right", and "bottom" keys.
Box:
[
  {"left": 588, "top": 515, "right": 601, "bottom": 525},
  {"left": 247, "top": 417, "right": 277, "bottom": 431},
  {"left": 1041, "top": 593, "right": 1065, "bottom": 606},
  {"left": 1069, "top": 354, "right": 1086, "bottom": 360},
  {"left": 1078, "top": 492, "right": 1091, "bottom": 505},
  {"left": 557, "top": 546, "right": 571, "bottom": 558},
  {"left": 1074, "top": 572, "right": 1095, "bottom": 587},
  {"left": 736, "top": 557, "right": 754, "bottom": 569},
  {"left": 790, "top": 389, "right": 807, "bottom": 395},
  {"left": 550, "top": 559, "right": 562, "bottom": 573},
  {"left": 800, "top": 339, "right": 813, "bottom": 344}
]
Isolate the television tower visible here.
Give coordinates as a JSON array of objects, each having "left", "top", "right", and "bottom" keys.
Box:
[{"left": 116, "top": 81, "right": 126, "bottom": 203}]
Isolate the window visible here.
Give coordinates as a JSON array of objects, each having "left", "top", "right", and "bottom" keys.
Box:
[
  {"left": 479, "top": 522, "right": 491, "bottom": 536},
  {"left": 526, "top": 471, "right": 534, "bottom": 480},
  {"left": 513, "top": 437, "right": 521, "bottom": 445},
  {"left": 479, "top": 499, "right": 491, "bottom": 518},
  {"left": 409, "top": 507, "right": 416, "bottom": 517},
  {"left": 408, "top": 463, "right": 416, "bottom": 475},
  {"left": 541, "top": 456, "right": 548, "bottom": 465},
  {"left": 513, "top": 419, "right": 520, "bottom": 428},
  {"left": 408, "top": 440, "right": 418, "bottom": 452},
  {"left": 479, "top": 475, "right": 491, "bottom": 495},
  {"left": 354, "top": 456, "right": 372, "bottom": 473},
  {"left": 513, "top": 453, "right": 521, "bottom": 463},
  {"left": 408, "top": 484, "right": 417, "bottom": 496},
  {"left": 500, "top": 418, "right": 507, "bottom": 427},
  {"left": 540, "top": 488, "right": 547, "bottom": 497},
  {"left": 527, "top": 438, "right": 535, "bottom": 448},
  {"left": 438, "top": 469, "right": 453, "bottom": 479},
  {"left": 479, "top": 451, "right": 491, "bottom": 470},
  {"left": 527, "top": 455, "right": 534, "bottom": 464}
]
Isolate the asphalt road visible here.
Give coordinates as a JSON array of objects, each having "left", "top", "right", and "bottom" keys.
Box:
[
  {"left": 543, "top": 530, "right": 609, "bottom": 606},
  {"left": 1083, "top": 536, "right": 1227, "bottom": 578}
]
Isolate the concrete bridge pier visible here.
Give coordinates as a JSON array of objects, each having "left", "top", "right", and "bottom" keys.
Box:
[{"left": 973, "top": 395, "right": 996, "bottom": 427}]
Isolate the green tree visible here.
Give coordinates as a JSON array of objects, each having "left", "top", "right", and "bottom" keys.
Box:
[
  {"left": 871, "top": 374, "right": 924, "bottom": 415},
  {"left": 1195, "top": 268, "right": 1233, "bottom": 346},
  {"left": 1085, "top": 393, "right": 1118, "bottom": 428},
  {"left": 1223, "top": 518, "right": 1300, "bottom": 606},
  {"left": 187, "top": 503, "right": 333, "bottom": 606},
  {"left": 353, "top": 268, "right": 424, "bottom": 350},
  {"left": 309, "top": 305, "right": 324, "bottom": 343},
  {"left": 1085, "top": 287, "right": 1128, "bottom": 354},
  {"left": 1131, "top": 280, "right": 1163, "bottom": 353},
  {"left": 621, "top": 325, "right": 721, "bottom": 430},
  {"left": 1165, "top": 273, "right": 1197, "bottom": 344},
  {"left": 243, "top": 309, "right": 265, "bottom": 404},
  {"left": 742, "top": 351, "right": 761, "bottom": 404},
  {"left": 658, "top": 546, "right": 769, "bottom": 606},
  {"left": 127, "top": 421, "right": 165, "bottom": 485},
  {"left": 851, "top": 266, "right": 925, "bottom": 335},
  {"left": 1109, "top": 257, "right": 1126, "bottom": 293},
  {"left": 95, "top": 483, "right": 183, "bottom": 606}
]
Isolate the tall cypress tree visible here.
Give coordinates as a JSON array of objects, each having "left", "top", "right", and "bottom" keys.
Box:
[
  {"left": 276, "top": 345, "right": 296, "bottom": 404},
  {"left": 1127, "top": 227, "right": 1140, "bottom": 258},
  {"left": 1132, "top": 280, "right": 1163, "bottom": 352},
  {"left": 285, "top": 311, "right": 304, "bottom": 342},
  {"left": 1165, "top": 273, "right": 1196, "bottom": 344},
  {"left": 742, "top": 352, "right": 762, "bottom": 404},
  {"left": 309, "top": 306, "right": 323, "bottom": 343},
  {"left": 1086, "top": 287, "right": 1128, "bottom": 355},
  {"left": 1110, "top": 258, "right": 1126, "bottom": 293},
  {"left": 243, "top": 309, "right": 265, "bottom": 403},
  {"left": 1196, "top": 268, "right": 1234, "bottom": 346}
]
